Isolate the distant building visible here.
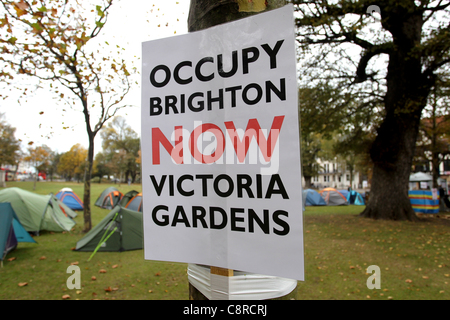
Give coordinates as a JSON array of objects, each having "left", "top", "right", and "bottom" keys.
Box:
[{"left": 306, "top": 158, "right": 364, "bottom": 190}]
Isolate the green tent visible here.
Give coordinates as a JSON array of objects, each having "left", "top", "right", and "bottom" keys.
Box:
[
  {"left": 0, "top": 188, "right": 76, "bottom": 233},
  {"left": 94, "top": 187, "right": 123, "bottom": 209},
  {"left": 75, "top": 206, "right": 143, "bottom": 256},
  {"left": 119, "top": 190, "right": 139, "bottom": 208}
]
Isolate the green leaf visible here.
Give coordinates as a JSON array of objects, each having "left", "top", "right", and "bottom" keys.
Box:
[
  {"left": 7, "top": 37, "right": 17, "bottom": 45},
  {"left": 96, "top": 5, "right": 104, "bottom": 17},
  {"left": 38, "top": 6, "right": 48, "bottom": 12}
]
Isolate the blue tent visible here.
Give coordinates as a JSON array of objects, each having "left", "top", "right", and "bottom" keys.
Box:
[
  {"left": 55, "top": 188, "right": 84, "bottom": 210},
  {"left": 338, "top": 189, "right": 349, "bottom": 199},
  {"left": 303, "top": 189, "right": 327, "bottom": 206},
  {"left": 0, "top": 203, "right": 36, "bottom": 264},
  {"left": 347, "top": 190, "right": 365, "bottom": 205}
]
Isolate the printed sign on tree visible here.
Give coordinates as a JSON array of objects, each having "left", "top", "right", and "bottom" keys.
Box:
[{"left": 141, "top": 5, "right": 304, "bottom": 280}]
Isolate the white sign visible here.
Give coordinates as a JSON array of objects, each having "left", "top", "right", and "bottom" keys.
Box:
[{"left": 141, "top": 5, "right": 304, "bottom": 280}]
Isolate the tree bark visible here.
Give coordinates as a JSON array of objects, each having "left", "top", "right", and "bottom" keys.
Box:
[
  {"left": 188, "top": 0, "right": 287, "bottom": 32},
  {"left": 361, "top": 9, "right": 430, "bottom": 221},
  {"left": 83, "top": 134, "right": 94, "bottom": 232}
]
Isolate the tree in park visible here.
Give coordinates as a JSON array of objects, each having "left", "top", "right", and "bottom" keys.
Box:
[
  {"left": 24, "top": 144, "right": 52, "bottom": 190},
  {"left": 0, "top": 113, "right": 21, "bottom": 168},
  {"left": 0, "top": 0, "right": 135, "bottom": 231},
  {"left": 100, "top": 116, "right": 140, "bottom": 183},
  {"left": 293, "top": 0, "right": 450, "bottom": 221},
  {"left": 58, "top": 143, "right": 88, "bottom": 182}
]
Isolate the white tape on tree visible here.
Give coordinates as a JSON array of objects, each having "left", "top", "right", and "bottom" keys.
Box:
[{"left": 188, "top": 264, "right": 297, "bottom": 300}]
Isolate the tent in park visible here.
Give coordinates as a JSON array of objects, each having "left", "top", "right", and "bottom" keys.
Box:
[
  {"left": 319, "top": 188, "right": 349, "bottom": 206},
  {"left": 0, "top": 187, "right": 76, "bottom": 233},
  {"left": 303, "top": 189, "right": 327, "bottom": 206},
  {"left": 55, "top": 188, "right": 84, "bottom": 210},
  {"left": 347, "top": 190, "right": 365, "bottom": 205},
  {"left": 1, "top": 203, "right": 36, "bottom": 264},
  {"left": 123, "top": 193, "right": 143, "bottom": 212},
  {"left": 95, "top": 187, "right": 124, "bottom": 209},
  {"left": 75, "top": 206, "right": 143, "bottom": 259},
  {"left": 119, "top": 190, "right": 139, "bottom": 208}
]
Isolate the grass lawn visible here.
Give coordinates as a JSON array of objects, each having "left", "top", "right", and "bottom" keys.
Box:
[{"left": 1, "top": 181, "right": 449, "bottom": 300}]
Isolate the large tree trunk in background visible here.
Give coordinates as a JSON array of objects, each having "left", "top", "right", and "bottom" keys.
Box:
[
  {"left": 361, "top": 9, "right": 429, "bottom": 221},
  {"left": 361, "top": 111, "right": 422, "bottom": 221}
]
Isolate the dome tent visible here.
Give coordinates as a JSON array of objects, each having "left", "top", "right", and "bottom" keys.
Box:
[
  {"left": 124, "top": 193, "right": 143, "bottom": 212},
  {"left": 94, "top": 187, "right": 123, "bottom": 209},
  {"left": 75, "top": 206, "right": 143, "bottom": 260},
  {"left": 0, "top": 203, "right": 36, "bottom": 264},
  {"left": 347, "top": 190, "right": 365, "bottom": 205},
  {"left": 0, "top": 188, "right": 76, "bottom": 233},
  {"left": 319, "top": 188, "right": 348, "bottom": 206},
  {"left": 119, "top": 190, "right": 139, "bottom": 208},
  {"left": 55, "top": 188, "right": 84, "bottom": 210},
  {"left": 303, "top": 189, "right": 327, "bottom": 206}
]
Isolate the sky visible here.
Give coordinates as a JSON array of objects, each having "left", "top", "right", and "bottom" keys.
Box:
[{"left": 1, "top": 0, "right": 190, "bottom": 155}]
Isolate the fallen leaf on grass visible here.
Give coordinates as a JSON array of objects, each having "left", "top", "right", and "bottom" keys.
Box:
[
  {"left": 18, "top": 282, "right": 28, "bottom": 287},
  {"left": 91, "top": 276, "right": 97, "bottom": 281},
  {"left": 112, "top": 264, "right": 118, "bottom": 269},
  {"left": 62, "top": 294, "right": 70, "bottom": 299},
  {"left": 71, "top": 261, "right": 79, "bottom": 265},
  {"left": 39, "top": 256, "right": 46, "bottom": 260},
  {"left": 99, "top": 269, "right": 107, "bottom": 273},
  {"left": 7, "top": 257, "right": 16, "bottom": 262},
  {"left": 405, "top": 279, "right": 413, "bottom": 283}
]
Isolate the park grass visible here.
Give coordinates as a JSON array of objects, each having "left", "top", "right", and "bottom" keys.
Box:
[{"left": 1, "top": 181, "right": 449, "bottom": 300}]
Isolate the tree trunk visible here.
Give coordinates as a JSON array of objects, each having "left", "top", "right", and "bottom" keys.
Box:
[
  {"left": 188, "top": 0, "right": 286, "bottom": 32},
  {"left": 304, "top": 175, "right": 312, "bottom": 188},
  {"left": 188, "top": 0, "right": 288, "bottom": 299},
  {"left": 83, "top": 135, "right": 94, "bottom": 232},
  {"left": 430, "top": 98, "right": 440, "bottom": 188},
  {"left": 361, "top": 10, "right": 429, "bottom": 221}
]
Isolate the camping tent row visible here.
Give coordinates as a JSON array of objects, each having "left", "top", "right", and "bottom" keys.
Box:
[
  {"left": 1, "top": 202, "right": 36, "bottom": 264},
  {"left": 0, "top": 187, "right": 77, "bottom": 233},
  {"left": 303, "top": 188, "right": 365, "bottom": 206},
  {"left": 95, "top": 187, "right": 143, "bottom": 212}
]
